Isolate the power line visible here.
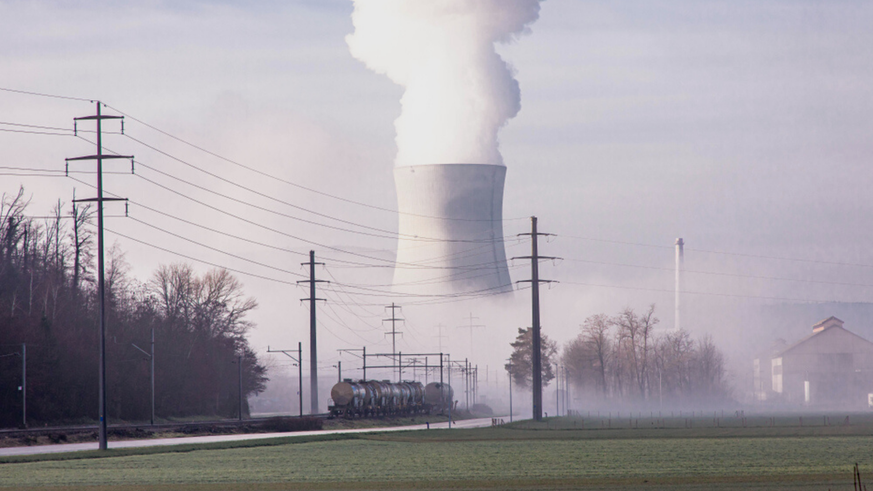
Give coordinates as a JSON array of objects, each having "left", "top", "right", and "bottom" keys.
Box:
[
  {"left": 0, "top": 173, "right": 68, "bottom": 178},
  {"left": 124, "top": 137, "right": 459, "bottom": 242},
  {"left": 128, "top": 216, "right": 307, "bottom": 278},
  {"left": 564, "top": 257, "right": 873, "bottom": 290},
  {"left": 560, "top": 280, "right": 849, "bottom": 303},
  {"left": 104, "top": 226, "right": 300, "bottom": 287},
  {"left": 129, "top": 171, "right": 515, "bottom": 272},
  {"left": 104, "top": 102, "right": 528, "bottom": 223},
  {"left": 0, "top": 121, "right": 113, "bottom": 135},
  {"left": 5, "top": 88, "right": 873, "bottom": 271},
  {"left": 0, "top": 121, "right": 71, "bottom": 132},
  {"left": 0, "top": 128, "right": 72, "bottom": 137},
  {"left": 0, "top": 86, "right": 93, "bottom": 102},
  {"left": 70, "top": 174, "right": 516, "bottom": 295},
  {"left": 562, "top": 234, "right": 873, "bottom": 270}
]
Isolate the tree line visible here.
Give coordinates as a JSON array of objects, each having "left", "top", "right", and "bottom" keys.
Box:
[
  {"left": 0, "top": 187, "right": 267, "bottom": 428},
  {"left": 507, "top": 305, "right": 732, "bottom": 408}
]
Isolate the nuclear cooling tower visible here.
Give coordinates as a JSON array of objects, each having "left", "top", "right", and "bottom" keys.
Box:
[{"left": 393, "top": 164, "right": 512, "bottom": 296}]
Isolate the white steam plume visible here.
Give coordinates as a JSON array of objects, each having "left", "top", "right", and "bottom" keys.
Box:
[{"left": 347, "top": 0, "right": 542, "bottom": 167}]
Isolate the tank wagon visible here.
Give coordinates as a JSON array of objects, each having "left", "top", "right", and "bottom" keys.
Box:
[
  {"left": 329, "top": 380, "right": 453, "bottom": 418},
  {"left": 423, "top": 382, "right": 453, "bottom": 413}
]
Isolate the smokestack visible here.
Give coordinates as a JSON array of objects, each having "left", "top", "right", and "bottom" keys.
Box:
[
  {"left": 675, "top": 237, "right": 684, "bottom": 331},
  {"left": 393, "top": 163, "right": 511, "bottom": 295}
]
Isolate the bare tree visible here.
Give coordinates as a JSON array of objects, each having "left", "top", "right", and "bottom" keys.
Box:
[
  {"left": 583, "top": 314, "right": 611, "bottom": 396},
  {"left": 70, "top": 199, "right": 94, "bottom": 294},
  {"left": 614, "top": 305, "right": 658, "bottom": 400}
]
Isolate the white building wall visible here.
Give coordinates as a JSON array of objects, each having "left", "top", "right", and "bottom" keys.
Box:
[{"left": 771, "top": 357, "right": 783, "bottom": 393}]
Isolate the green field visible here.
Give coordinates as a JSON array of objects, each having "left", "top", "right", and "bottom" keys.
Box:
[{"left": 2, "top": 418, "right": 872, "bottom": 490}]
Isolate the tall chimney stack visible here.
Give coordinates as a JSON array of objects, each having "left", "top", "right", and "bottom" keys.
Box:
[{"left": 675, "top": 237, "right": 684, "bottom": 331}]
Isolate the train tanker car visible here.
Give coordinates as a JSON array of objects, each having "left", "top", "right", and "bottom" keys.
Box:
[
  {"left": 423, "top": 382, "right": 454, "bottom": 414},
  {"left": 329, "top": 379, "right": 451, "bottom": 418}
]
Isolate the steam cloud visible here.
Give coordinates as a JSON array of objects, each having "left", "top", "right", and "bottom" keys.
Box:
[{"left": 347, "top": 0, "right": 542, "bottom": 167}]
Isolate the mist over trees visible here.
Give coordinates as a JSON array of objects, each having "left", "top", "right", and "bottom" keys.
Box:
[
  {"left": 0, "top": 188, "right": 267, "bottom": 428},
  {"left": 562, "top": 306, "right": 732, "bottom": 407}
]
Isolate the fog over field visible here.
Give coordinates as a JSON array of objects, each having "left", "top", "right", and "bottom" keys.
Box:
[{"left": 2, "top": 0, "right": 872, "bottom": 417}]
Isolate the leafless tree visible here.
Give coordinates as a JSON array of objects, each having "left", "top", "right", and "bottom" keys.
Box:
[{"left": 614, "top": 305, "right": 658, "bottom": 400}]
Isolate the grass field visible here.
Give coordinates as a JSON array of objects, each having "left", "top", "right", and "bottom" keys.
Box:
[{"left": 1, "top": 417, "right": 872, "bottom": 490}]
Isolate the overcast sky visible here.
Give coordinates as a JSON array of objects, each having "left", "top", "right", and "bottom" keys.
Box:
[{"left": 2, "top": 0, "right": 872, "bottom": 396}]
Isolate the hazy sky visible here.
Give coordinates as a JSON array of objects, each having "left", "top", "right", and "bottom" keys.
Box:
[{"left": 2, "top": 0, "right": 872, "bottom": 397}]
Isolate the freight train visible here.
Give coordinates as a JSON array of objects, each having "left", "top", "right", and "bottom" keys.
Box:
[{"left": 328, "top": 379, "right": 454, "bottom": 418}]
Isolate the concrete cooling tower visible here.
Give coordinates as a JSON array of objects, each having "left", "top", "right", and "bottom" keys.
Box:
[{"left": 393, "top": 163, "right": 512, "bottom": 296}]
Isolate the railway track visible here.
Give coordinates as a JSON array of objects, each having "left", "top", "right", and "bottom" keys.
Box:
[{"left": 0, "top": 413, "right": 330, "bottom": 439}]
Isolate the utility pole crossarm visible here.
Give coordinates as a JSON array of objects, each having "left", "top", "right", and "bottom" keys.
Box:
[
  {"left": 74, "top": 114, "right": 123, "bottom": 121},
  {"left": 73, "top": 197, "right": 127, "bottom": 203},
  {"left": 66, "top": 154, "right": 132, "bottom": 161}
]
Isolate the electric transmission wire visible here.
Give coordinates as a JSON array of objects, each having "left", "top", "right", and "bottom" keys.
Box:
[
  {"left": 127, "top": 216, "right": 307, "bottom": 279},
  {"left": 0, "top": 128, "right": 72, "bottom": 137},
  {"left": 564, "top": 257, "right": 873, "bottom": 290},
  {"left": 70, "top": 175, "right": 514, "bottom": 302},
  {"left": 104, "top": 102, "right": 528, "bottom": 223},
  {"left": 68, "top": 138, "right": 503, "bottom": 271},
  {"left": 0, "top": 86, "right": 93, "bottom": 102},
  {"left": 0, "top": 121, "right": 109, "bottom": 135},
  {"left": 7, "top": 87, "right": 873, "bottom": 272},
  {"left": 130, "top": 169, "right": 514, "bottom": 272},
  {"left": 124, "top": 136, "right": 493, "bottom": 243},
  {"left": 562, "top": 234, "right": 873, "bottom": 270},
  {"left": 560, "top": 280, "right": 849, "bottom": 304},
  {"left": 104, "top": 226, "right": 300, "bottom": 287},
  {"left": 68, "top": 176, "right": 521, "bottom": 304}
]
